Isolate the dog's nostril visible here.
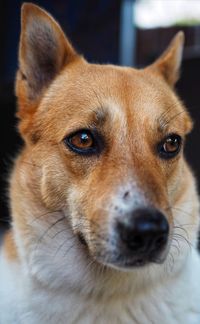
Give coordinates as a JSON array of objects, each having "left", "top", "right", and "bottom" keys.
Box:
[
  {"left": 123, "top": 191, "right": 130, "bottom": 200},
  {"left": 154, "top": 235, "right": 167, "bottom": 249},
  {"left": 121, "top": 233, "right": 144, "bottom": 250}
]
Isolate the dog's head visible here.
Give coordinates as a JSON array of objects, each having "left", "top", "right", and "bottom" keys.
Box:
[{"left": 15, "top": 3, "right": 199, "bottom": 273}]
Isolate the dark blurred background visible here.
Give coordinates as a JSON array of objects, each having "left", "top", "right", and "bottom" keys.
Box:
[{"left": 0, "top": 0, "right": 200, "bottom": 233}]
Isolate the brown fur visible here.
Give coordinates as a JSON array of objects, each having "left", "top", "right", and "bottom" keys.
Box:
[
  {"left": 4, "top": 3, "right": 195, "bottom": 273},
  {"left": 2, "top": 5, "right": 200, "bottom": 323}
]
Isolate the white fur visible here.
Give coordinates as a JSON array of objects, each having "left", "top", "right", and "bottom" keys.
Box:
[
  {"left": 1, "top": 198, "right": 200, "bottom": 324},
  {"left": 0, "top": 237, "right": 200, "bottom": 324}
]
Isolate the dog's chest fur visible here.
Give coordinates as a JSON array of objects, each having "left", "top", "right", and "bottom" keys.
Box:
[{"left": 0, "top": 248, "right": 200, "bottom": 324}]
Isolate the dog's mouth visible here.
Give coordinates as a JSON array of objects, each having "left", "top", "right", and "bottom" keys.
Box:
[
  {"left": 76, "top": 231, "right": 167, "bottom": 270},
  {"left": 77, "top": 232, "right": 88, "bottom": 247},
  {"left": 106, "top": 253, "right": 166, "bottom": 269},
  {"left": 94, "top": 249, "right": 167, "bottom": 270}
]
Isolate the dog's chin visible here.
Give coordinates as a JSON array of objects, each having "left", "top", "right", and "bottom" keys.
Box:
[
  {"left": 76, "top": 232, "right": 168, "bottom": 271},
  {"left": 81, "top": 244, "right": 166, "bottom": 271},
  {"left": 94, "top": 254, "right": 166, "bottom": 271}
]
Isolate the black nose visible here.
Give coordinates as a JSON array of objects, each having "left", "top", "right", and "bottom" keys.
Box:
[{"left": 116, "top": 208, "right": 169, "bottom": 260}]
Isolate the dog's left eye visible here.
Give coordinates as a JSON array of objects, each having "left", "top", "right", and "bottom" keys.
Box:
[
  {"left": 64, "top": 129, "right": 99, "bottom": 155},
  {"left": 158, "top": 134, "right": 182, "bottom": 159}
]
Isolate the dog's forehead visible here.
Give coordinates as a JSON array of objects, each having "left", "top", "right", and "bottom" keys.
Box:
[
  {"left": 58, "top": 63, "right": 166, "bottom": 106},
  {"left": 39, "top": 62, "right": 187, "bottom": 139}
]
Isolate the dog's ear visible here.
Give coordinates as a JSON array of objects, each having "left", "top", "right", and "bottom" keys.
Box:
[
  {"left": 147, "top": 32, "right": 184, "bottom": 87},
  {"left": 16, "top": 3, "right": 78, "bottom": 114}
]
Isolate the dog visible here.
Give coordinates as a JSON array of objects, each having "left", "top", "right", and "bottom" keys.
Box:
[{"left": 0, "top": 3, "right": 200, "bottom": 323}]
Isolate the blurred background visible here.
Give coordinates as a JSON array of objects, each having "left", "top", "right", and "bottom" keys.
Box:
[{"left": 0, "top": 0, "right": 200, "bottom": 234}]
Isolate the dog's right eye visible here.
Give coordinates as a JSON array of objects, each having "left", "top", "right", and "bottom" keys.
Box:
[
  {"left": 64, "top": 129, "right": 101, "bottom": 155},
  {"left": 157, "top": 134, "right": 182, "bottom": 159}
]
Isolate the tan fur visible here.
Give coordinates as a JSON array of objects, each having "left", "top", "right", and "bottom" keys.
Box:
[
  {"left": 1, "top": 4, "right": 200, "bottom": 323},
  {"left": 5, "top": 2, "right": 195, "bottom": 267},
  {"left": 13, "top": 60, "right": 193, "bottom": 257},
  {"left": 3, "top": 231, "right": 18, "bottom": 261}
]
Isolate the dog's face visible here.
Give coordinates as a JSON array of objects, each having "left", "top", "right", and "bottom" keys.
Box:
[{"left": 15, "top": 4, "right": 199, "bottom": 272}]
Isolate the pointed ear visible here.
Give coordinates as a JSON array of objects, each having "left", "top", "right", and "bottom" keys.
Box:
[
  {"left": 16, "top": 3, "right": 78, "bottom": 111},
  {"left": 147, "top": 32, "right": 184, "bottom": 87}
]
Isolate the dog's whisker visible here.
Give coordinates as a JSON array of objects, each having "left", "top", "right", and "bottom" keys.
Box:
[
  {"left": 171, "top": 243, "right": 180, "bottom": 257},
  {"left": 171, "top": 236, "right": 181, "bottom": 251},
  {"left": 20, "top": 160, "right": 41, "bottom": 168},
  {"left": 173, "top": 233, "right": 193, "bottom": 250},
  {"left": 170, "top": 206, "right": 196, "bottom": 219},
  {"left": 162, "top": 110, "right": 186, "bottom": 129},
  {"left": 157, "top": 105, "right": 174, "bottom": 127},
  {"left": 29, "top": 209, "right": 62, "bottom": 225},
  {"left": 34, "top": 216, "right": 66, "bottom": 251},
  {"left": 173, "top": 226, "right": 189, "bottom": 238},
  {"left": 157, "top": 103, "right": 185, "bottom": 130},
  {"left": 53, "top": 237, "right": 74, "bottom": 258}
]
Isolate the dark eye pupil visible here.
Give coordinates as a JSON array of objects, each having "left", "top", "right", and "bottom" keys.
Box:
[
  {"left": 164, "top": 138, "right": 178, "bottom": 152},
  {"left": 64, "top": 129, "right": 98, "bottom": 155},
  {"left": 70, "top": 131, "right": 93, "bottom": 149},
  {"left": 64, "top": 129, "right": 104, "bottom": 156},
  {"left": 158, "top": 134, "right": 182, "bottom": 159}
]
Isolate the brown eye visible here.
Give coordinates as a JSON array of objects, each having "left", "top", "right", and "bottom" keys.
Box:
[
  {"left": 64, "top": 129, "right": 103, "bottom": 155},
  {"left": 70, "top": 131, "right": 93, "bottom": 149},
  {"left": 158, "top": 134, "right": 182, "bottom": 159}
]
